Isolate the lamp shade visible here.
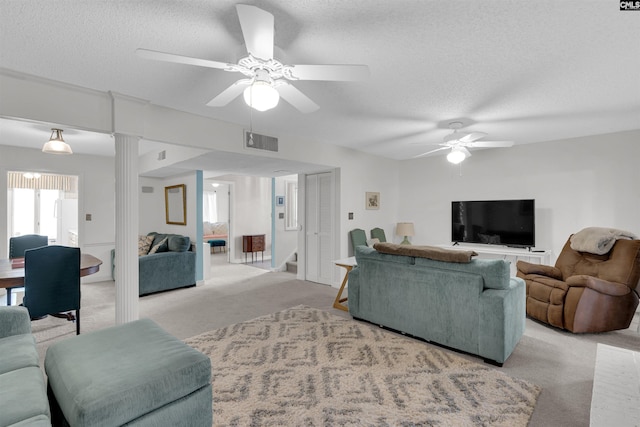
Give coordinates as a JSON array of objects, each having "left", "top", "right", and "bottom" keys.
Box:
[
  {"left": 243, "top": 81, "right": 280, "bottom": 111},
  {"left": 447, "top": 147, "right": 466, "bottom": 164},
  {"left": 42, "top": 128, "right": 73, "bottom": 155},
  {"left": 396, "top": 222, "right": 414, "bottom": 244}
]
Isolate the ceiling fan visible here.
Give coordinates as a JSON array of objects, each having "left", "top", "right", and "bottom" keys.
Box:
[
  {"left": 136, "top": 4, "right": 370, "bottom": 113},
  {"left": 414, "top": 122, "right": 514, "bottom": 164}
]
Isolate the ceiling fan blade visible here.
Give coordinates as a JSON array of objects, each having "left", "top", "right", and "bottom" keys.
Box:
[
  {"left": 284, "top": 64, "right": 370, "bottom": 81},
  {"left": 458, "top": 132, "right": 487, "bottom": 143},
  {"left": 413, "top": 146, "right": 450, "bottom": 159},
  {"left": 444, "top": 131, "right": 486, "bottom": 143},
  {"left": 206, "top": 79, "right": 251, "bottom": 107},
  {"left": 460, "top": 147, "right": 472, "bottom": 157},
  {"left": 467, "top": 141, "right": 514, "bottom": 148},
  {"left": 276, "top": 82, "right": 319, "bottom": 113},
  {"left": 236, "top": 4, "right": 274, "bottom": 61},
  {"left": 136, "top": 48, "right": 232, "bottom": 70}
]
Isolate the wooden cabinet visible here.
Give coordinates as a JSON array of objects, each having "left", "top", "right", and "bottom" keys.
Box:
[{"left": 242, "top": 234, "right": 265, "bottom": 263}]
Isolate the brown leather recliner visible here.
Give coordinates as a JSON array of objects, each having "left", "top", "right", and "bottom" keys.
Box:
[{"left": 517, "top": 237, "right": 640, "bottom": 333}]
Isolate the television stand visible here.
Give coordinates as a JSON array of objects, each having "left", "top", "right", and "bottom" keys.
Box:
[{"left": 441, "top": 244, "right": 552, "bottom": 275}]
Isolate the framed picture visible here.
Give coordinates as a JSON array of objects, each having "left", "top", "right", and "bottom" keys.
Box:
[
  {"left": 276, "top": 196, "right": 285, "bottom": 206},
  {"left": 366, "top": 192, "right": 380, "bottom": 210}
]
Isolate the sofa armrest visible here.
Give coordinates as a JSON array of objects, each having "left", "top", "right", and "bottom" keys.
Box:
[
  {"left": 346, "top": 267, "right": 360, "bottom": 314},
  {"left": 566, "top": 275, "right": 632, "bottom": 297},
  {"left": 0, "top": 306, "right": 32, "bottom": 338},
  {"left": 516, "top": 260, "right": 562, "bottom": 280}
]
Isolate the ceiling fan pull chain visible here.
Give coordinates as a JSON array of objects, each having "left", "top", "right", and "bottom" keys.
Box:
[{"left": 248, "top": 89, "right": 254, "bottom": 146}]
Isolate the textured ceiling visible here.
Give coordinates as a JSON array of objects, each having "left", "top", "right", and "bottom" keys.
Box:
[{"left": 0, "top": 0, "right": 638, "bottom": 168}]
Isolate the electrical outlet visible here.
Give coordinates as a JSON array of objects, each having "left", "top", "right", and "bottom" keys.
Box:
[
  {"left": 348, "top": 212, "right": 354, "bottom": 220},
  {"left": 86, "top": 214, "right": 92, "bottom": 221}
]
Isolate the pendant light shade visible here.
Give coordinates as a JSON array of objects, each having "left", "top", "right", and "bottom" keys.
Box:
[
  {"left": 446, "top": 147, "right": 466, "bottom": 164},
  {"left": 243, "top": 80, "right": 280, "bottom": 112},
  {"left": 42, "top": 128, "right": 73, "bottom": 155}
]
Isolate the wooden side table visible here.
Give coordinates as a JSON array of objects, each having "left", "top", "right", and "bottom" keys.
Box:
[
  {"left": 242, "top": 234, "right": 265, "bottom": 263},
  {"left": 333, "top": 257, "right": 357, "bottom": 312}
]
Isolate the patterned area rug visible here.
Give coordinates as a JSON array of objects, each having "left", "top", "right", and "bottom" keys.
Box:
[{"left": 185, "top": 306, "right": 541, "bottom": 426}]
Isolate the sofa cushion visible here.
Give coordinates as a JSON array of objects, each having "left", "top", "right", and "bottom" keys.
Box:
[
  {"left": 413, "top": 257, "right": 512, "bottom": 290},
  {"left": 138, "top": 235, "right": 153, "bottom": 256},
  {"left": 374, "top": 242, "right": 477, "bottom": 263},
  {"left": 168, "top": 235, "right": 190, "bottom": 252},
  {"left": 0, "top": 367, "right": 51, "bottom": 426},
  {"left": 0, "top": 334, "right": 39, "bottom": 375},
  {"left": 148, "top": 237, "right": 168, "bottom": 254}
]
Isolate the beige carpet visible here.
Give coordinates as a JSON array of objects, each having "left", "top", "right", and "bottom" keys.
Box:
[{"left": 185, "top": 305, "right": 541, "bottom": 427}]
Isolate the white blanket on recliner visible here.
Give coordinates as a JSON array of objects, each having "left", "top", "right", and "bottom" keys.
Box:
[{"left": 570, "top": 227, "right": 638, "bottom": 255}]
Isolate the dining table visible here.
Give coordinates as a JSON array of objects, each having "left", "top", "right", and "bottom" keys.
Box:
[{"left": 0, "top": 253, "right": 102, "bottom": 305}]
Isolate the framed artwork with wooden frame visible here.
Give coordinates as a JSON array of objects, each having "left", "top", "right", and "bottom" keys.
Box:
[
  {"left": 366, "top": 192, "right": 380, "bottom": 210},
  {"left": 165, "top": 184, "right": 187, "bottom": 225}
]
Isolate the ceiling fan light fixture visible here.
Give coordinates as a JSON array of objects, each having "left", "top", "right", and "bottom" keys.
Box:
[
  {"left": 243, "top": 80, "right": 279, "bottom": 111},
  {"left": 447, "top": 147, "right": 466, "bottom": 164},
  {"left": 42, "top": 128, "right": 73, "bottom": 155}
]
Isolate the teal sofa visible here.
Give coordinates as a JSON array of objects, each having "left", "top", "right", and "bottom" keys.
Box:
[
  {"left": 0, "top": 306, "right": 51, "bottom": 426},
  {"left": 111, "top": 232, "right": 196, "bottom": 296},
  {"left": 348, "top": 245, "right": 526, "bottom": 365}
]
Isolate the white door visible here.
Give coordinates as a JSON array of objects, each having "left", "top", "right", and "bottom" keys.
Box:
[{"left": 305, "top": 172, "right": 333, "bottom": 285}]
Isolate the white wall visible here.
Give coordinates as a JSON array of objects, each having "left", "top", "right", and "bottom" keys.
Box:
[
  {"left": 0, "top": 144, "right": 115, "bottom": 282},
  {"left": 215, "top": 175, "right": 272, "bottom": 263},
  {"left": 337, "top": 150, "right": 400, "bottom": 256},
  {"left": 139, "top": 177, "right": 165, "bottom": 235},
  {"left": 398, "top": 130, "right": 640, "bottom": 263},
  {"left": 138, "top": 174, "right": 198, "bottom": 240}
]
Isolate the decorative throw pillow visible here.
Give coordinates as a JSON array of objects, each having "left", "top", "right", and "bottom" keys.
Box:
[
  {"left": 148, "top": 237, "right": 168, "bottom": 254},
  {"left": 212, "top": 222, "right": 228, "bottom": 235},
  {"left": 203, "top": 222, "right": 213, "bottom": 235},
  {"left": 138, "top": 235, "right": 154, "bottom": 256},
  {"left": 366, "top": 238, "right": 380, "bottom": 247},
  {"left": 168, "top": 235, "right": 190, "bottom": 252}
]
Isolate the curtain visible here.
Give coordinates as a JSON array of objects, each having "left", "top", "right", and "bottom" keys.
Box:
[
  {"left": 203, "top": 191, "right": 218, "bottom": 223},
  {"left": 8, "top": 171, "right": 75, "bottom": 192}
]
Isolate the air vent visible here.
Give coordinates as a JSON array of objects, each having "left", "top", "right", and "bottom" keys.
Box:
[{"left": 244, "top": 131, "right": 278, "bottom": 152}]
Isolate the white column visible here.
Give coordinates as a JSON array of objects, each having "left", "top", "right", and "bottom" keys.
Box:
[{"left": 114, "top": 133, "right": 139, "bottom": 324}]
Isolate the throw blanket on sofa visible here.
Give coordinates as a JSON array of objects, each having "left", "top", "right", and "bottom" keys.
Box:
[
  {"left": 570, "top": 227, "right": 638, "bottom": 255},
  {"left": 373, "top": 242, "right": 478, "bottom": 263}
]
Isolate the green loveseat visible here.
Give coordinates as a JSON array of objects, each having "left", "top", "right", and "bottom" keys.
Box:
[
  {"left": 348, "top": 245, "right": 526, "bottom": 365},
  {"left": 110, "top": 232, "right": 196, "bottom": 296},
  {"left": 0, "top": 306, "right": 51, "bottom": 426}
]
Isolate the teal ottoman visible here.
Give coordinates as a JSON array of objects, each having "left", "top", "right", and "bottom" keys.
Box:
[
  {"left": 207, "top": 239, "right": 226, "bottom": 253},
  {"left": 44, "top": 319, "right": 212, "bottom": 426}
]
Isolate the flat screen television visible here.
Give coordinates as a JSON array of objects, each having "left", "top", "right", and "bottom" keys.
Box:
[{"left": 451, "top": 199, "right": 535, "bottom": 248}]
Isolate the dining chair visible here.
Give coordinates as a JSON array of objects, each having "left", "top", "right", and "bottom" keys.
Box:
[
  {"left": 349, "top": 229, "right": 367, "bottom": 253},
  {"left": 5, "top": 234, "right": 48, "bottom": 305},
  {"left": 22, "top": 246, "right": 81, "bottom": 335},
  {"left": 370, "top": 228, "right": 387, "bottom": 243},
  {"left": 9, "top": 234, "right": 48, "bottom": 258}
]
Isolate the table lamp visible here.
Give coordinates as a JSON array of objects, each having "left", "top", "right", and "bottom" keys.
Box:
[{"left": 396, "top": 222, "right": 414, "bottom": 245}]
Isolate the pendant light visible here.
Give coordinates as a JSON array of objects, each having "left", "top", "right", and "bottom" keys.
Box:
[{"left": 42, "top": 128, "right": 73, "bottom": 155}]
